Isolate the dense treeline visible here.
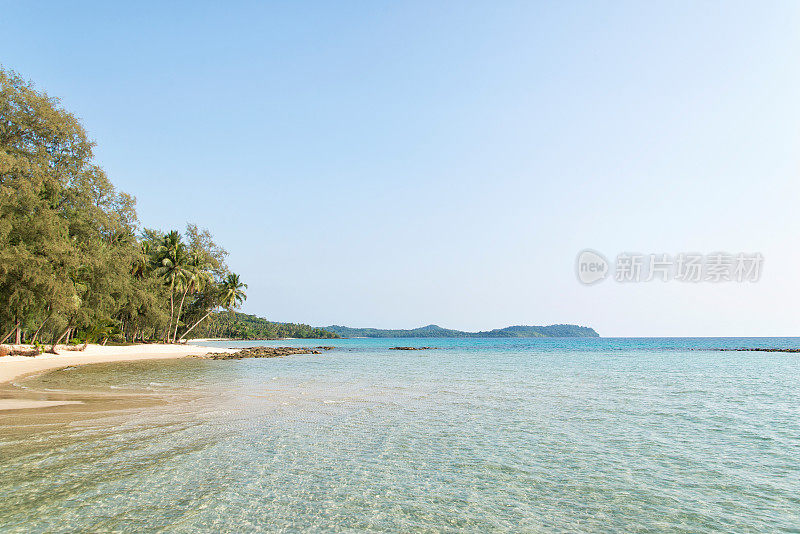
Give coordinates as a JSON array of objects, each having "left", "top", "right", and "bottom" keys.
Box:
[
  {"left": 0, "top": 68, "right": 246, "bottom": 348},
  {"left": 191, "top": 312, "right": 338, "bottom": 340}
]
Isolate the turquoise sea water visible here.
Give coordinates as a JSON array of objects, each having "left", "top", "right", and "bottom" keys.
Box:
[{"left": 1, "top": 337, "right": 799, "bottom": 532}]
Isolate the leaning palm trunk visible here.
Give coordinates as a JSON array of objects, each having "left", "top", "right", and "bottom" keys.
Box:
[
  {"left": 47, "top": 326, "right": 71, "bottom": 354},
  {"left": 31, "top": 312, "right": 53, "bottom": 344},
  {"left": 179, "top": 310, "right": 214, "bottom": 341},
  {"left": 0, "top": 328, "right": 14, "bottom": 344},
  {"left": 173, "top": 285, "right": 191, "bottom": 343},
  {"left": 167, "top": 289, "right": 174, "bottom": 341},
  {"left": 164, "top": 280, "right": 175, "bottom": 343}
]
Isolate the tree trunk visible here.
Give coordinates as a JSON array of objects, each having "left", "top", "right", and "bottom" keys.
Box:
[
  {"left": 179, "top": 310, "right": 214, "bottom": 341},
  {"left": 0, "top": 328, "right": 14, "bottom": 344},
  {"left": 14, "top": 320, "right": 21, "bottom": 345},
  {"left": 31, "top": 312, "right": 53, "bottom": 344},
  {"left": 165, "top": 280, "right": 175, "bottom": 343},
  {"left": 47, "top": 326, "right": 71, "bottom": 353},
  {"left": 173, "top": 285, "right": 191, "bottom": 343}
]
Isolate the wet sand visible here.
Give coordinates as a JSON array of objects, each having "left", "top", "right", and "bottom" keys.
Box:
[
  {"left": 0, "top": 399, "right": 84, "bottom": 410},
  {"left": 0, "top": 343, "right": 234, "bottom": 411}
]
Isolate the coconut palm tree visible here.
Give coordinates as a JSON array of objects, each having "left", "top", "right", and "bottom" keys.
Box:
[
  {"left": 219, "top": 273, "right": 247, "bottom": 311},
  {"left": 178, "top": 273, "right": 247, "bottom": 341},
  {"left": 172, "top": 252, "right": 212, "bottom": 343},
  {"left": 155, "top": 231, "right": 189, "bottom": 342}
]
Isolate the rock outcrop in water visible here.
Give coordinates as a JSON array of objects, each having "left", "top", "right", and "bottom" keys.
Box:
[
  {"left": 697, "top": 347, "right": 800, "bottom": 353},
  {"left": 196, "top": 346, "right": 327, "bottom": 360}
]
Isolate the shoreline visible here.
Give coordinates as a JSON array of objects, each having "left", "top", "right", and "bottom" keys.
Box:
[
  {"left": 186, "top": 337, "right": 305, "bottom": 342},
  {"left": 0, "top": 343, "right": 236, "bottom": 411}
]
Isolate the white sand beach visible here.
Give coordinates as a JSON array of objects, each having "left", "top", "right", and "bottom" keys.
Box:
[{"left": 0, "top": 343, "right": 235, "bottom": 410}]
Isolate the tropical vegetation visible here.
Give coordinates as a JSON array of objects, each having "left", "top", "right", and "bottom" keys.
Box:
[
  {"left": 0, "top": 68, "right": 248, "bottom": 347},
  {"left": 189, "top": 311, "right": 338, "bottom": 340}
]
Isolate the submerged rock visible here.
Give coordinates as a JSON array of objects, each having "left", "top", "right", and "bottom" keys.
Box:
[
  {"left": 388, "top": 346, "right": 437, "bottom": 351},
  {"left": 196, "top": 346, "right": 324, "bottom": 360}
]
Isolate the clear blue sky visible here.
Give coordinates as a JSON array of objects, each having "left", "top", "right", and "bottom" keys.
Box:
[{"left": 3, "top": 1, "right": 799, "bottom": 336}]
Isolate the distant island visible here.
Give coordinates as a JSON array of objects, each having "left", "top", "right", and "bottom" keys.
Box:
[
  {"left": 187, "top": 315, "right": 599, "bottom": 340},
  {"left": 323, "top": 324, "right": 599, "bottom": 338}
]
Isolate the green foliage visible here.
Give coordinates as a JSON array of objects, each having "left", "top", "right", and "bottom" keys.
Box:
[
  {"left": 0, "top": 67, "right": 246, "bottom": 345},
  {"left": 190, "top": 312, "right": 339, "bottom": 340}
]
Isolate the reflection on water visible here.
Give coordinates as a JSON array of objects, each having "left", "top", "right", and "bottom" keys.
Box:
[{"left": 1, "top": 339, "right": 800, "bottom": 532}]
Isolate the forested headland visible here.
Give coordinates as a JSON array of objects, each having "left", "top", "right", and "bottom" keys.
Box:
[
  {"left": 0, "top": 68, "right": 248, "bottom": 349},
  {"left": 191, "top": 312, "right": 338, "bottom": 340}
]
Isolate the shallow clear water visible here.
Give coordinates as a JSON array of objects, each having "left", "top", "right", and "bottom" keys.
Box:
[{"left": 1, "top": 338, "right": 799, "bottom": 532}]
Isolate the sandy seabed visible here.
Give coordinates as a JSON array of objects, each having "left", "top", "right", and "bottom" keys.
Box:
[{"left": 0, "top": 343, "right": 235, "bottom": 411}]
